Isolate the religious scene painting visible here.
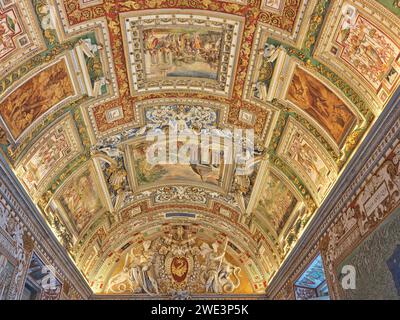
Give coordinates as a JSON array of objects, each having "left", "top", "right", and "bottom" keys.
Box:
[
  {"left": 58, "top": 167, "right": 104, "bottom": 233},
  {"left": 16, "top": 118, "right": 80, "bottom": 194},
  {"left": 287, "top": 67, "right": 356, "bottom": 145},
  {"left": 143, "top": 28, "right": 223, "bottom": 80},
  {"left": 123, "top": 12, "right": 241, "bottom": 95},
  {"left": 285, "top": 132, "right": 332, "bottom": 197},
  {"left": 0, "top": 59, "right": 75, "bottom": 139},
  {"left": 129, "top": 141, "right": 221, "bottom": 189},
  {"left": 336, "top": 14, "right": 400, "bottom": 91},
  {"left": 19, "top": 128, "right": 70, "bottom": 191},
  {"left": 256, "top": 173, "right": 297, "bottom": 234}
]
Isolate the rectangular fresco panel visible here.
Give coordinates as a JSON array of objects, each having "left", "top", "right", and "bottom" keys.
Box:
[
  {"left": 143, "top": 28, "right": 223, "bottom": 80},
  {"left": 256, "top": 173, "right": 297, "bottom": 233},
  {"left": 336, "top": 14, "right": 400, "bottom": 91},
  {"left": 287, "top": 67, "right": 356, "bottom": 145},
  {"left": 122, "top": 12, "right": 242, "bottom": 96},
  {"left": 17, "top": 117, "right": 81, "bottom": 194},
  {"left": 286, "top": 132, "right": 332, "bottom": 196},
  {"left": 130, "top": 141, "right": 221, "bottom": 188},
  {"left": 0, "top": 59, "right": 74, "bottom": 138},
  {"left": 20, "top": 129, "right": 70, "bottom": 190},
  {"left": 59, "top": 167, "right": 103, "bottom": 233}
]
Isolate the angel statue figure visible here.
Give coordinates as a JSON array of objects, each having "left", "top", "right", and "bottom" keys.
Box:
[
  {"left": 201, "top": 240, "right": 241, "bottom": 294},
  {"left": 129, "top": 240, "right": 160, "bottom": 296}
]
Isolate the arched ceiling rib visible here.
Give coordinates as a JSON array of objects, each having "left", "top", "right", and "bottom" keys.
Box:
[{"left": 0, "top": 0, "right": 399, "bottom": 295}]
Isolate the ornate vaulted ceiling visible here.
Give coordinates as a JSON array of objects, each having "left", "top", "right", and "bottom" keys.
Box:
[{"left": 0, "top": 0, "right": 399, "bottom": 296}]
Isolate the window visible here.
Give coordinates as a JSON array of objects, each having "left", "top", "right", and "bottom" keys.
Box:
[{"left": 294, "top": 254, "right": 330, "bottom": 300}]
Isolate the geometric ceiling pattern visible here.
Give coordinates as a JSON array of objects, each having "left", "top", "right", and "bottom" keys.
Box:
[{"left": 0, "top": 0, "right": 399, "bottom": 296}]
